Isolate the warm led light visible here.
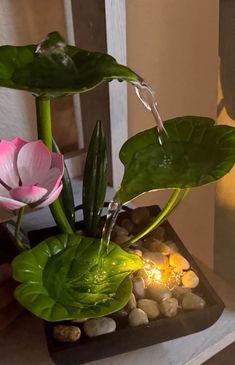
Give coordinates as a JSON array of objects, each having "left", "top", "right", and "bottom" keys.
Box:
[{"left": 144, "top": 260, "right": 183, "bottom": 289}]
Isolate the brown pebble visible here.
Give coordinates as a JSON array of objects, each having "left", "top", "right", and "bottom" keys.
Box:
[{"left": 53, "top": 325, "right": 81, "bottom": 342}]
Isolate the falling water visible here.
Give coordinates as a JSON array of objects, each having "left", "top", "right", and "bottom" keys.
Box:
[
  {"left": 97, "top": 199, "right": 122, "bottom": 267},
  {"left": 131, "top": 76, "right": 168, "bottom": 145}
]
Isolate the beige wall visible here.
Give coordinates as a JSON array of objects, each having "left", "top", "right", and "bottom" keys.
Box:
[
  {"left": 0, "top": 0, "right": 77, "bottom": 151},
  {"left": 126, "top": 0, "right": 219, "bottom": 267}
]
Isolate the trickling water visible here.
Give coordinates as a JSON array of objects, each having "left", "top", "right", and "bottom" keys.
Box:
[
  {"left": 131, "top": 76, "right": 168, "bottom": 145},
  {"left": 97, "top": 199, "right": 122, "bottom": 267}
]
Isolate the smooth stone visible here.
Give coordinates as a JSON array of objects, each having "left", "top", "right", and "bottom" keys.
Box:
[
  {"left": 120, "top": 218, "right": 134, "bottom": 233},
  {"left": 126, "top": 248, "right": 143, "bottom": 257},
  {"left": 114, "top": 235, "right": 129, "bottom": 245},
  {"left": 148, "top": 239, "right": 174, "bottom": 255},
  {"left": 128, "top": 308, "right": 149, "bottom": 326},
  {"left": 147, "top": 283, "right": 172, "bottom": 302},
  {"left": 131, "top": 207, "right": 150, "bottom": 225},
  {"left": 171, "top": 286, "right": 192, "bottom": 301},
  {"left": 133, "top": 277, "right": 146, "bottom": 298},
  {"left": 53, "top": 325, "right": 81, "bottom": 342},
  {"left": 84, "top": 317, "right": 116, "bottom": 338},
  {"left": 169, "top": 253, "right": 190, "bottom": 270},
  {"left": 135, "top": 269, "right": 149, "bottom": 283},
  {"left": 144, "top": 238, "right": 162, "bottom": 250},
  {"left": 164, "top": 240, "right": 179, "bottom": 253},
  {"left": 71, "top": 318, "right": 88, "bottom": 323},
  {"left": 182, "top": 270, "right": 199, "bottom": 288},
  {"left": 149, "top": 226, "right": 165, "bottom": 240},
  {"left": 182, "top": 293, "right": 206, "bottom": 310},
  {"left": 111, "top": 308, "right": 129, "bottom": 318},
  {"left": 112, "top": 225, "right": 129, "bottom": 237},
  {"left": 143, "top": 251, "right": 169, "bottom": 269},
  {"left": 137, "top": 299, "right": 160, "bottom": 319},
  {"left": 159, "top": 298, "right": 178, "bottom": 317},
  {"left": 126, "top": 293, "right": 137, "bottom": 311}
]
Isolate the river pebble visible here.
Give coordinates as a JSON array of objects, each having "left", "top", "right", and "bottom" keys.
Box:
[
  {"left": 120, "top": 218, "right": 134, "bottom": 233},
  {"left": 131, "top": 207, "right": 150, "bottom": 225},
  {"left": 53, "top": 325, "right": 81, "bottom": 342},
  {"left": 126, "top": 293, "right": 137, "bottom": 311},
  {"left": 84, "top": 317, "right": 116, "bottom": 338},
  {"left": 159, "top": 298, "right": 178, "bottom": 317},
  {"left": 128, "top": 308, "right": 149, "bottom": 326},
  {"left": 182, "top": 293, "right": 205, "bottom": 310},
  {"left": 143, "top": 251, "right": 168, "bottom": 269},
  {"left": 182, "top": 270, "right": 199, "bottom": 288},
  {"left": 137, "top": 299, "right": 160, "bottom": 319},
  {"left": 147, "top": 283, "right": 172, "bottom": 302},
  {"left": 133, "top": 277, "right": 146, "bottom": 298},
  {"left": 169, "top": 253, "right": 190, "bottom": 270}
]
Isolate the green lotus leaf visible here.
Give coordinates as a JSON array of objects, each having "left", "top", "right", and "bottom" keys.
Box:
[
  {"left": 12, "top": 234, "right": 143, "bottom": 321},
  {"left": 116, "top": 116, "right": 235, "bottom": 203},
  {"left": 0, "top": 32, "right": 137, "bottom": 97}
]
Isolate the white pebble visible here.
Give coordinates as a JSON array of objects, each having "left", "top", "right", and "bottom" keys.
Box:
[
  {"left": 169, "top": 253, "right": 190, "bottom": 270},
  {"left": 182, "top": 270, "right": 199, "bottom": 288},
  {"left": 137, "top": 299, "right": 160, "bottom": 319},
  {"left": 84, "top": 317, "right": 116, "bottom": 338},
  {"left": 133, "top": 277, "right": 146, "bottom": 299},
  {"left": 128, "top": 308, "right": 149, "bottom": 326},
  {"left": 182, "top": 293, "right": 205, "bottom": 310},
  {"left": 159, "top": 298, "right": 178, "bottom": 317},
  {"left": 147, "top": 283, "right": 172, "bottom": 302},
  {"left": 126, "top": 293, "right": 137, "bottom": 311},
  {"left": 143, "top": 251, "right": 169, "bottom": 269},
  {"left": 171, "top": 286, "right": 191, "bottom": 300}
]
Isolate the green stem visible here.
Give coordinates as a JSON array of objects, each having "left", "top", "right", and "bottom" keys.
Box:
[
  {"left": 122, "top": 189, "right": 182, "bottom": 248},
  {"left": 35, "top": 96, "right": 73, "bottom": 234},
  {"left": 15, "top": 207, "right": 27, "bottom": 251}
]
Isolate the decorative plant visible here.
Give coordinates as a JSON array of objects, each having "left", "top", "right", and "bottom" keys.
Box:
[{"left": 0, "top": 32, "right": 235, "bottom": 322}]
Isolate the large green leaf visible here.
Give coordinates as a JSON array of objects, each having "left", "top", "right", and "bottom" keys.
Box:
[
  {"left": 83, "top": 121, "right": 107, "bottom": 236},
  {"left": 0, "top": 32, "right": 137, "bottom": 97},
  {"left": 116, "top": 116, "right": 235, "bottom": 203},
  {"left": 12, "top": 234, "right": 143, "bottom": 321}
]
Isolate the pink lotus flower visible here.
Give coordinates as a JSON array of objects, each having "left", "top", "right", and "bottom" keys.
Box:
[{"left": 0, "top": 138, "right": 64, "bottom": 210}]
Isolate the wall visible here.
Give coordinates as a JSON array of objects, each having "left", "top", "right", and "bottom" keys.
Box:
[
  {"left": 214, "top": 0, "right": 235, "bottom": 286},
  {"left": 0, "top": 0, "right": 77, "bottom": 151},
  {"left": 126, "top": 0, "right": 219, "bottom": 267}
]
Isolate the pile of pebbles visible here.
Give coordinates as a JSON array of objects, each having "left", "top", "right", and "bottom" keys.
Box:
[{"left": 53, "top": 207, "right": 206, "bottom": 343}]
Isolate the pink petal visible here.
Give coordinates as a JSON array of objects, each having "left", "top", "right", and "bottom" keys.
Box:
[
  {"left": 51, "top": 152, "right": 64, "bottom": 174},
  {"left": 17, "top": 141, "right": 51, "bottom": 186},
  {"left": 35, "top": 183, "right": 63, "bottom": 208},
  {"left": 10, "top": 186, "right": 48, "bottom": 204},
  {"left": 0, "top": 141, "right": 19, "bottom": 188},
  {"left": 37, "top": 168, "right": 62, "bottom": 195},
  {"left": 0, "top": 185, "right": 11, "bottom": 198},
  {"left": 12, "top": 138, "right": 28, "bottom": 153},
  {"left": 0, "top": 197, "right": 26, "bottom": 210}
]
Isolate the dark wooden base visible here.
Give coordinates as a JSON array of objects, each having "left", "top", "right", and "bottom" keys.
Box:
[{"left": 2, "top": 206, "right": 225, "bottom": 365}]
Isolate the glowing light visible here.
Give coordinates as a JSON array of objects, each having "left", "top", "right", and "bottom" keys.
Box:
[{"left": 143, "top": 259, "right": 183, "bottom": 290}]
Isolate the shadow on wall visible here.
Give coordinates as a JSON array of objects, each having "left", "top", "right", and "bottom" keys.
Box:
[{"left": 219, "top": 0, "right": 235, "bottom": 120}]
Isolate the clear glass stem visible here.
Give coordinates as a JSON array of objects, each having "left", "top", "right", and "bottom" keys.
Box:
[{"left": 35, "top": 96, "right": 74, "bottom": 234}]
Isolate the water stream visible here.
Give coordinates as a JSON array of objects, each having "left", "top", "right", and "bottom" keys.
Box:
[
  {"left": 34, "top": 34, "right": 166, "bottom": 266},
  {"left": 98, "top": 77, "right": 168, "bottom": 265}
]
